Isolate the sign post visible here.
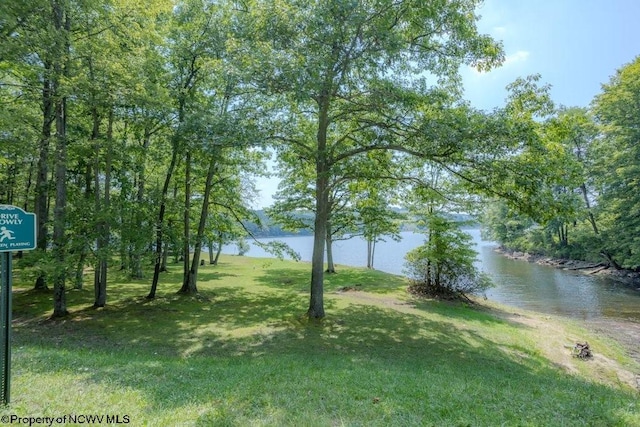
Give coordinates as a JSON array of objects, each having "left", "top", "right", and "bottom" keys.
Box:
[{"left": 0, "top": 205, "right": 37, "bottom": 405}]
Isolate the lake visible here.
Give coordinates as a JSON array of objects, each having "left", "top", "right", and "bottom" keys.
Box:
[{"left": 224, "top": 230, "right": 640, "bottom": 322}]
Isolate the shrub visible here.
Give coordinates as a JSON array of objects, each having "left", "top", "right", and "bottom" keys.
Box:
[{"left": 404, "top": 215, "right": 493, "bottom": 300}]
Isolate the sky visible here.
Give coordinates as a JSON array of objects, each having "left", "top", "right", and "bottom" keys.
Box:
[{"left": 253, "top": 0, "right": 640, "bottom": 208}]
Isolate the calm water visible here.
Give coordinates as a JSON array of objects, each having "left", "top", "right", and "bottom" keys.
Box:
[{"left": 224, "top": 230, "right": 640, "bottom": 322}]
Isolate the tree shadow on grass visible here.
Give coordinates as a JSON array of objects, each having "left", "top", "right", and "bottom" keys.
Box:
[
  {"left": 11, "top": 269, "right": 239, "bottom": 321},
  {"left": 10, "top": 285, "right": 639, "bottom": 426},
  {"left": 254, "top": 267, "right": 408, "bottom": 294}
]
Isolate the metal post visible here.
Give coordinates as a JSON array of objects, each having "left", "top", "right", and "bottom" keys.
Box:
[{"left": 0, "top": 252, "right": 11, "bottom": 405}]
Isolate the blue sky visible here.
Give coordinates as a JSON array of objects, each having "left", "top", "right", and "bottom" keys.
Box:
[
  {"left": 462, "top": 0, "right": 640, "bottom": 110},
  {"left": 254, "top": 1, "right": 639, "bottom": 208}
]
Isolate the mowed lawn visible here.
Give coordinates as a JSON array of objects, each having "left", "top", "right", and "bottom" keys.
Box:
[{"left": 3, "top": 256, "right": 639, "bottom": 426}]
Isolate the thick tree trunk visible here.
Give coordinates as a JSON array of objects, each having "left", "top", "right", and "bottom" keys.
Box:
[
  {"left": 308, "top": 95, "right": 330, "bottom": 319},
  {"left": 309, "top": 193, "right": 327, "bottom": 318}
]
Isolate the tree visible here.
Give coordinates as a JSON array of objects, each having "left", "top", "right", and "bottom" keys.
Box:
[
  {"left": 405, "top": 212, "right": 491, "bottom": 300},
  {"left": 0, "top": 0, "right": 62, "bottom": 290},
  {"left": 541, "top": 107, "right": 603, "bottom": 259},
  {"left": 267, "top": 153, "right": 360, "bottom": 274},
  {"left": 248, "top": 0, "right": 503, "bottom": 317},
  {"left": 350, "top": 180, "right": 403, "bottom": 269},
  {"left": 403, "top": 163, "right": 491, "bottom": 300},
  {"left": 592, "top": 56, "right": 640, "bottom": 269},
  {"left": 49, "top": 0, "right": 72, "bottom": 317},
  {"left": 148, "top": 0, "right": 218, "bottom": 299}
]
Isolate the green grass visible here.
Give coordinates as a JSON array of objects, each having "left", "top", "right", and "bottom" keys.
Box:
[{"left": 3, "top": 256, "right": 639, "bottom": 426}]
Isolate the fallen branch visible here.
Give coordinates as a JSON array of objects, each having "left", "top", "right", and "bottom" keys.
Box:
[
  {"left": 588, "top": 266, "right": 610, "bottom": 275},
  {"left": 566, "top": 263, "right": 606, "bottom": 271}
]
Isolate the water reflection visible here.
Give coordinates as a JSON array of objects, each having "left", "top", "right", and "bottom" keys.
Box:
[{"left": 224, "top": 230, "right": 640, "bottom": 322}]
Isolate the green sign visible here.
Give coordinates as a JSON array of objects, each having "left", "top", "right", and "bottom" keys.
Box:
[
  {"left": 0, "top": 205, "right": 37, "bottom": 405},
  {"left": 0, "top": 205, "right": 37, "bottom": 252}
]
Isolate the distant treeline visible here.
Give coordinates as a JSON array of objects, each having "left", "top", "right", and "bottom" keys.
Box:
[{"left": 244, "top": 210, "right": 476, "bottom": 238}]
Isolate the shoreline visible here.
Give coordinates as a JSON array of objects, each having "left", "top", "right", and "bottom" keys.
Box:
[
  {"left": 495, "top": 247, "right": 640, "bottom": 289},
  {"left": 494, "top": 247, "right": 640, "bottom": 372}
]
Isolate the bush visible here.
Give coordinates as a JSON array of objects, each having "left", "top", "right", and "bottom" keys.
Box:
[
  {"left": 404, "top": 215, "right": 493, "bottom": 300},
  {"left": 236, "top": 238, "right": 250, "bottom": 256}
]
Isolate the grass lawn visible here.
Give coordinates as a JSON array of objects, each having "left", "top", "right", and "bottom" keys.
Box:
[{"left": 3, "top": 255, "right": 639, "bottom": 426}]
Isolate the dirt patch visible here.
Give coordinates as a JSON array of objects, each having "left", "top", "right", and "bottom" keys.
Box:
[
  {"left": 584, "top": 318, "right": 640, "bottom": 390},
  {"left": 584, "top": 319, "right": 640, "bottom": 364},
  {"left": 497, "top": 310, "right": 640, "bottom": 391}
]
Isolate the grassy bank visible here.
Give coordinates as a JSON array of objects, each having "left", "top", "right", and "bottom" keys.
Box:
[{"left": 3, "top": 256, "right": 639, "bottom": 426}]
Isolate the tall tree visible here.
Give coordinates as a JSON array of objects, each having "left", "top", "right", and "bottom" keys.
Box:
[
  {"left": 592, "top": 56, "right": 640, "bottom": 269},
  {"left": 248, "top": 0, "right": 503, "bottom": 317},
  {"left": 50, "top": 0, "right": 72, "bottom": 317},
  {"left": 1, "top": 0, "right": 60, "bottom": 289},
  {"left": 148, "top": 0, "right": 214, "bottom": 298},
  {"left": 351, "top": 181, "right": 403, "bottom": 270}
]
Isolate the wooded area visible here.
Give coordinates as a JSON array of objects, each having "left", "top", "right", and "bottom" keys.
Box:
[{"left": 1, "top": 0, "right": 639, "bottom": 318}]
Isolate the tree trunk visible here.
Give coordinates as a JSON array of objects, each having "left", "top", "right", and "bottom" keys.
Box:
[
  {"left": 600, "top": 251, "right": 622, "bottom": 270},
  {"left": 51, "top": 0, "right": 70, "bottom": 318},
  {"left": 366, "top": 238, "right": 375, "bottom": 269},
  {"left": 212, "top": 232, "right": 223, "bottom": 265},
  {"left": 94, "top": 110, "right": 113, "bottom": 308},
  {"left": 74, "top": 249, "right": 87, "bottom": 290},
  {"left": 579, "top": 183, "right": 599, "bottom": 235},
  {"left": 73, "top": 161, "right": 92, "bottom": 290},
  {"left": 51, "top": 89, "right": 68, "bottom": 317},
  {"left": 213, "top": 238, "right": 223, "bottom": 265},
  {"left": 151, "top": 50, "right": 198, "bottom": 297},
  {"left": 33, "top": 65, "right": 53, "bottom": 291},
  {"left": 308, "top": 95, "right": 330, "bottom": 319},
  {"left": 325, "top": 224, "right": 335, "bottom": 273},
  {"left": 131, "top": 126, "right": 152, "bottom": 280},
  {"left": 148, "top": 138, "right": 179, "bottom": 298},
  {"left": 180, "top": 156, "right": 217, "bottom": 294},
  {"left": 23, "top": 160, "right": 35, "bottom": 212},
  {"left": 370, "top": 239, "right": 376, "bottom": 269},
  {"left": 208, "top": 238, "right": 215, "bottom": 264},
  {"left": 161, "top": 242, "right": 169, "bottom": 272},
  {"left": 179, "top": 149, "right": 194, "bottom": 293}
]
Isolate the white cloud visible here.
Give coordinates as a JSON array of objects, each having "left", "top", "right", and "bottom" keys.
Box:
[{"left": 504, "top": 50, "right": 530, "bottom": 66}]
